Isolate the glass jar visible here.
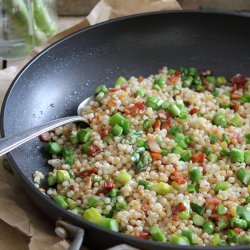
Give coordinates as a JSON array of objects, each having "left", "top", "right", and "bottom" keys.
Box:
[{"left": 0, "top": 0, "right": 58, "bottom": 60}]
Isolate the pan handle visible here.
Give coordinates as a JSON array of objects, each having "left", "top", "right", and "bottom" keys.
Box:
[
  {"left": 0, "top": 115, "right": 84, "bottom": 157},
  {"left": 55, "top": 219, "right": 84, "bottom": 250}
]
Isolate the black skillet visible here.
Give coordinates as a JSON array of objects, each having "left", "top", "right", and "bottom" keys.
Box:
[{"left": 1, "top": 11, "right": 250, "bottom": 250}]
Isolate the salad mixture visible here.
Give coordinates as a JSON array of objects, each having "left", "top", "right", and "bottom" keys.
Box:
[{"left": 34, "top": 66, "right": 250, "bottom": 246}]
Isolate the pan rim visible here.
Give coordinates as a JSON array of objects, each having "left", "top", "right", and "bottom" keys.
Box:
[{"left": 1, "top": 10, "right": 249, "bottom": 249}]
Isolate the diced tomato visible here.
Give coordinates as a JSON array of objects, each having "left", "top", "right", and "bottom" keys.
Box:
[
  {"left": 191, "top": 153, "right": 206, "bottom": 164},
  {"left": 174, "top": 71, "right": 181, "bottom": 77},
  {"left": 232, "top": 74, "right": 248, "bottom": 88},
  {"left": 168, "top": 71, "right": 181, "bottom": 84},
  {"left": 172, "top": 170, "right": 186, "bottom": 185},
  {"left": 99, "top": 128, "right": 109, "bottom": 138},
  {"left": 230, "top": 100, "right": 240, "bottom": 112},
  {"left": 172, "top": 214, "right": 179, "bottom": 221},
  {"left": 233, "top": 228, "right": 243, "bottom": 234},
  {"left": 136, "top": 231, "right": 150, "bottom": 239},
  {"left": 108, "top": 88, "right": 119, "bottom": 92},
  {"left": 158, "top": 111, "right": 168, "bottom": 120},
  {"left": 231, "top": 92, "right": 241, "bottom": 100},
  {"left": 206, "top": 197, "right": 220, "bottom": 205},
  {"left": 161, "top": 118, "right": 172, "bottom": 131},
  {"left": 137, "top": 76, "right": 144, "bottom": 83},
  {"left": 39, "top": 132, "right": 51, "bottom": 142},
  {"left": 148, "top": 140, "right": 161, "bottom": 153},
  {"left": 124, "top": 102, "right": 145, "bottom": 115},
  {"left": 88, "top": 145, "right": 101, "bottom": 156},
  {"left": 189, "top": 107, "right": 199, "bottom": 115},
  {"left": 104, "top": 181, "right": 116, "bottom": 190},
  {"left": 120, "top": 86, "right": 127, "bottom": 91},
  {"left": 141, "top": 203, "right": 149, "bottom": 213},
  {"left": 212, "top": 208, "right": 217, "bottom": 214},
  {"left": 153, "top": 120, "right": 161, "bottom": 130},
  {"left": 172, "top": 202, "right": 186, "bottom": 215},
  {"left": 107, "top": 99, "right": 116, "bottom": 106},
  {"left": 76, "top": 168, "right": 98, "bottom": 177},
  {"left": 150, "top": 152, "right": 163, "bottom": 161}
]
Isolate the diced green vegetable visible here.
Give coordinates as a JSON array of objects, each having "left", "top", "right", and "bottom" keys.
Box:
[
  {"left": 149, "top": 225, "right": 166, "bottom": 242},
  {"left": 227, "top": 230, "right": 238, "bottom": 243},
  {"left": 182, "top": 76, "right": 193, "bottom": 87},
  {"left": 99, "top": 217, "right": 119, "bottom": 232},
  {"left": 116, "top": 170, "right": 131, "bottom": 185},
  {"left": 82, "top": 141, "right": 91, "bottom": 154},
  {"left": 206, "top": 76, "right": 216, "bottom": 83},
  {"left": 136, "top": 89, "right": 144, "bottom": 97},
  {"left": 239, "top": 234, "right": 250, "bottom": 245},
  {"left": 222, "top": 133, "right": 230, "bottom": 144},
  {"left": 237, "top": 168, "right": 250, "bottom": 186},
  {"left": 230, "top": 217, "right": 247, "bottom": 229},
  {"left": 216, "top": 76, "right": 227, "bottom": 85},
  {"left": 178, "top": 208, "right": 190, "bottom": 220},
  {"left": 191, "top": 203, "right": 205, "bottom": 216},
  {"left": 215, "top": 181, "right": 230, "bottom": 193},
  {"left": 71, "top": 207, "right": 84, "bottom": 216},
  {"left": 236, "top": 206, "right": 250, "bottom": 226},
  {"left": 92, "top": 174, "right": 101, "bottom": 183},
  {"left": 170, "top": 126, "right": 182, "bottom": 135},
  {"left": 192, "top": 213, "right": 205, "bottom": 226},
  {"left": 150, "top": 182, "right": 172, "bottom": 195},
  {"left": 181, "top": 150, "right": 192, "bottom": 162},
  {"left": 211, "top": 234, "right": 223, "bottom": 246},
  {"left": 189, "top": 168, "right": 203, "bottom": 182},
  {"left": 143, "top": 119, "right": 152, "bottom": 130},
  {"left": 57, "top": 170, "right": 70, "bottom": 183},
  {"left": 65, "top": 155, "right": 74, "bottom": 165},
  {"left": 154, "top": 77, "right": 166, "bottom": 87},
  {"left": 230, "top": 115, "right": 245, "bottom": 127},
  {"left": 138, "top": 180, "right": 152, "bottom": 189},
  {"left": 171, "top": 146, "right": 184, "bottom": 155},
  {"left": 95, "top": 84, "right": 108, "bottom": 94},
  {"left": 54, "top": 195, "right": 68, "bottom": 209},
  {"left": 112, "top": 124, "right": 123, "bottom": 136},
  {"left": 170, "top": 235, "right": 190, "bottom": 246},
  {"left": 70, "top": 132, "right": 79, "bottom": 145},
  {"left": 44, "top": 142, "right": 62, "bottom": 155},
  {"left": 245, "top": 133, "right": 250, "bottom": 144},
  {"left": 161, "top": 100, "right": 171, "bottom": 110},
  {"left": 210, "top": 134, "right": 218, "bottom": 143},
  {"left": 181, "top": 230, "right": 194, "bottom": 245},
  {"left": 115, "top": 202, "right": 127, "bottom": 211},
  {"left": 188, "top": 67, "right": 198, "bottom": 76},
  {"left": 239, "top": 92, "right": 250, "bottom": 103},
  {"left": 161, "top": 149, "right": 168, "bottom": 157},
  {"left": 114, "top": 76, "right": 127, "bottom": 86},
  {"left": 218, "top": 220, "right": 227, "bottom": 231},
  {"left": 187, "top": 184, "right": 197, "bottom": 193},
  {"left": 230, "top": 148, "right": 245, "bottom": 163},
  {"left": 207, "top": 153, "right": 218, "bottom": 163},
  {"left": 202, "top": 221, "right": 215, "bottom": 234},
  {"left": 213, "top": 113, "right": 227, "bottom": 128},
  {"left": 109, "top": 113, "right": 125, "bottom": 126},
  {"left": 132, "top": 148, "right": 152, "bottom": 174},
  {"left": 88, "top": 196, "right": 98, "bottom": 207},
  {"left": 77, "top": 128, "right": 92, "bottom": 143},
  {"left": 47, "top": 173, "right": 57, "bottom": 186},
  {"left": 120, "top": 119, "right": 130, "bottom": 135},
  {"left": 217, "top": 204, "right": 227, "bottom": 215},
  {"left": 146, "top": 97, "right": 164, "bottom": 110},
  {"left": 66, "top": 198, "right": 77, "bottom": 210},
  {"left": 169, "top": 103, "right": 181, "bottom": 116},
  {"left": 82, "top": 207, "right": 102, "bottom": 224},
  {"left": 244, "top": 150, "right": 250, "bottom": 164}
]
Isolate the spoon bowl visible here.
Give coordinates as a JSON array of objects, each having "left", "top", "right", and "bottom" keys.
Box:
[{"left": 0, "top": 96, "right": 93, "bottom": 157}]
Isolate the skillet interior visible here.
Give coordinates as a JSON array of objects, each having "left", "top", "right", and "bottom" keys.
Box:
[{"left": 1, "top": 11, "right": 250, "bottom": 249}]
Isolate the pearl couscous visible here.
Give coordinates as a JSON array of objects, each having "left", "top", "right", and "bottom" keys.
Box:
[{"left": 36, "top": 66, "right": 250, "bottom": 246}]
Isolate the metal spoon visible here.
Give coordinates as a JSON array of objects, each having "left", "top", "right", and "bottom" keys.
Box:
[{"left": 0, "top": 96, "right": 93, "bottom": 157}]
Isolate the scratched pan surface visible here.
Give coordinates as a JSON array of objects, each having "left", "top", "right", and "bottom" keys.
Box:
[{"left": 1, "top": 11, "right": 250, "bottom": 250}]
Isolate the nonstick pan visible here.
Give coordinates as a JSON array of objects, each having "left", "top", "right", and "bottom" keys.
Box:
[{"left": 1, "top": 11, "right": 250, "bottom": 250}]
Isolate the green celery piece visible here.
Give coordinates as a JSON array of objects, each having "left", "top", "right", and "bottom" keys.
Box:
[{"left": 33, "top": 0, "right": 58, "bottom": 37}]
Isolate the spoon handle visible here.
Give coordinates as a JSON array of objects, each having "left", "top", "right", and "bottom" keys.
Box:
[{"left": 0, "top": 116, "right": 85, "bottom": 157}]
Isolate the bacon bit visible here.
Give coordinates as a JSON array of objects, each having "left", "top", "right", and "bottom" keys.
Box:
[
  {"left": 191, "top": 153, "right": 206, "bottom": 164},
  {"left": 174, "top": 71, "right": 181, "bottom": 77},
  {"left": 39, "top": 132, "right": 51, "bottom": 142},
  {"left": 108, "top": 88, "right": 119, "bottom": 92},
  {"left": 161, "top": 118, "right": 172, "bottom": 131},
  {"left": 120, "top": 86, "right": 127, "bottom": 91},
  {"left": 148, "top": 140, "right": 161, "bottom": 153},
  {"left": 240, "top": 112, "right": 247, "bottom": 119},
  {"left": 150, "top": 152, "right": 163, "bottom": 161},
  {"left": 231, "top": 92, "right": 241, "bottom": 100},
  {"left": 153, "top": 120, "right": 161, "bottom": 130},
  {"left": 223, "top": 212, "right": 233, "bottom": 218},
  {"left": 124, "top": 102, "right": 145, "bottom": 115},
  {"left": 172, "top": 214, "right": 179, "bottom": 221},
  {"left": 232, "top": 74, "right": 248, "bottom": 90},
  {"left": 172, "top": 202, "right": 186, "bottom": 215},
  {"left": 107, "top": 99, "right": 116, "bottom": 106},
  {"left": 206, "top": 197, "right": 220, "bottom": 205},
  {"left": 233, "top": 228, "right": 243, "bottom": 234},
  {"left": 88, "top": 145, "right": 101, "bottom": 156},
  {"left": 141, "top": 203, "right": 149, "bottom": 213},
  {"left": 137, "top": 76, "right": 144, "bottom": 83},
  {"left": 172, "top": 170, "right": 186, "bottom": 185},
  {"left": 189, "top": 107, "right": 199, "bottom": 115},
  {"left": 83, "top": 176, "right": 92, "bottom": 189},
  {"left": 99, "top": 128, "right": 109, "bottom": 138},
  {"left": 212, "top": 208, "right": 217, "bottom": 214},
  {"left": 76, "top": 168, "right": 98, "bottom": 178},
  {"left": 168, "top": 71, "right": 180, "bottom": 84},
  {"left": 104, "top": 181, "right": 116, "bottom": 190},
  {"left": 136, "top": 231, "right": 150, "bottom": 239},
  {"left": 158, "top": 111, "right": 168, "bottom": 120},
  {"left": 230, "top": 100, "right": 240, "bottom": 112}
]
